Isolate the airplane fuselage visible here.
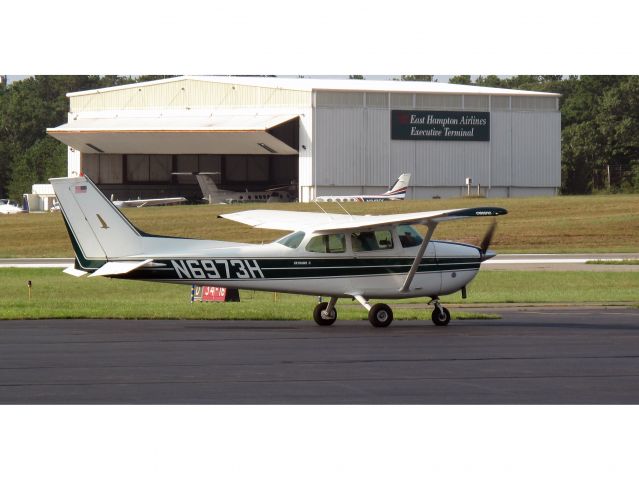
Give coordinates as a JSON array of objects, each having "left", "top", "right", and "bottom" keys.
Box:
[{"left": 81, "top": 237, "right": 481, "bottom": 299}]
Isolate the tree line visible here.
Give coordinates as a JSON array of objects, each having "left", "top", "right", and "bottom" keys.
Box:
[{"left": 1, "top": 75, "right": 638, "bottom": 200}]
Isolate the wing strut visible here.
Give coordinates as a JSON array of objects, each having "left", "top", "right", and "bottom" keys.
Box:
[{"left": 399, "top": 221, "right": 437, "bottom": 293}]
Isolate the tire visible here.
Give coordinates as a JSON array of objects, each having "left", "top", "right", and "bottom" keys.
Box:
[
  {"left": 368, "top": 303, "right": 393, "bottom": 328},
  {"left": 431, "top": 307, "right": 451, "bottom": 326},
  {"left": 313, "top": 302, "right": 337, "bottom": 326}
]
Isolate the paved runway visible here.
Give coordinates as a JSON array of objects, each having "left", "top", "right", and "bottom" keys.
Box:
[{"left": 1, "top": 307, "right": 638, "bottom": 404}]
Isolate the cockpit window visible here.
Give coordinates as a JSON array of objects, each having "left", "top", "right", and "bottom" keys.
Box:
[
  {"left": 351, "top": 230, "right": 394, "bottom": 252},
  {"left": 305, "top": 234, "right": 346, "bottom": 253},
  {"left": 276, "top": 231, "right": 305, "bottom": 249},
  {"left": 397, "top": 225, "right": 423, "bottom": 248}
]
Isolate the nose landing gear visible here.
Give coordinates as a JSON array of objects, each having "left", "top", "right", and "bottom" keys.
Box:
[{"left": 429, "top": 297, "right": 450, "bottom": 326}]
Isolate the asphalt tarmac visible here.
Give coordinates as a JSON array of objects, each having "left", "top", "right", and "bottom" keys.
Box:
[{"left": 1, "top": 307, "right": 639, "bottom": 404}]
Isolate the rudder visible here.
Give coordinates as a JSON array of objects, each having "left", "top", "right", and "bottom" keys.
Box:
[{"left": 49, "top": 175, "right": 145, "bottom": 262}]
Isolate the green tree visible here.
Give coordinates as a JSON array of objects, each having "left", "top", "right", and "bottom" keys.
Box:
[
  {"left": 448, "top": 75, "right": 473, "bottom": 85},
  {"left": 0, "top": 75, "right": 156, "bottom": 199},
  {"left": 475, "top": 75, "right": 505, "bottom": 88},
  {"left": 7, "top": 136, "right": 68, "bottom": 199}
]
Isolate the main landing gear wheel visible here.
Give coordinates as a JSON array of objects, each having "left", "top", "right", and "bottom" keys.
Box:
[
  {"left": 368, "top": 303, "right": 393, "bottom": 328},
  {"left": 313, "top": 302, "right": 337, "bottom": 326},
  {"left": 431, "top": 307, "right": 451, "bottom": 326}
]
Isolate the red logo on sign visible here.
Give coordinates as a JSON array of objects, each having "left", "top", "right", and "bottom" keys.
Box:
[{"left": 397, "top": 113, "right": 411, "bottom": 124}]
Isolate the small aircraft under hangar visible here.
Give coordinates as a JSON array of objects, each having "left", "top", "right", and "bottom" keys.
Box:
[{"left": 51, "top": 175, "right": 506, "bottom": 328}]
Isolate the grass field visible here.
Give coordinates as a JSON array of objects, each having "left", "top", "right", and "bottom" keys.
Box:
[
  {"left": 1, "top": 269, "right": 636, "bottom": 320},
  {"left": 1, "top": 193, "right": 638, "bottom": 258}
]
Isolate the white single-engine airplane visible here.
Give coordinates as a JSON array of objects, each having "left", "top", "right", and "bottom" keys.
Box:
[
  {"left": 50, "top": 175, "right": 506, "bottom": 328},
  {"left": 0, "top": 199, "right": 28, "bottom": 215},
  {"left": 316, "top": 173, "right": 411, "bottom": 202}
]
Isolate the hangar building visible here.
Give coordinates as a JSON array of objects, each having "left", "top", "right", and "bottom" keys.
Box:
[{"left": 47, "top": 76, "right": 561, "bottom": 201}]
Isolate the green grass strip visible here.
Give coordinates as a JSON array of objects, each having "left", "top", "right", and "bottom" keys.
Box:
[
  {"left": 0, "top": 268, "right": 500, "bottom": 321},
  {"left": 2, "top": 269, "right": 638, "bottom": 320}
]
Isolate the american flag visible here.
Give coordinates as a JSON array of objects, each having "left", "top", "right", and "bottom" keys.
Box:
[{"left": 75, "top": 185, "right": 87, "bottom": 194}]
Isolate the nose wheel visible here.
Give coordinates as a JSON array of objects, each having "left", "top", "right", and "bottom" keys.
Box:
[{"left": 430, "top": 298, "right": 450, "bottom": 326}]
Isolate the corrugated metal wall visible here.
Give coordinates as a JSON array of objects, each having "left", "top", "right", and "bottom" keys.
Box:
[
  {"left": 70, "top": 78, "right": 311, "bottom": 112},
  {"left": 314, "top": 93, "right": 561, "bottom": 195},
  {"left": 511, "top": 111, "right": 561, "bottom": 186},
  {"left": 66, "top": 79, "right": 560, "bottom": 200}
]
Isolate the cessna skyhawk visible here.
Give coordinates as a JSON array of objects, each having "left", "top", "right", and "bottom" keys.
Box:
[
  {"left": 50, "top": 175, "right": 506, "bottom": 328},
  {"left": 315, "top": 173, "right": 411, "bottom": 202}
]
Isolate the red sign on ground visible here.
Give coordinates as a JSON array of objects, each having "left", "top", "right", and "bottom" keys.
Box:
[
  {"left": 202, "top": 286, "right": 227, "bottom": 301},
  {"left": 192, "top": 286, "right": 227, "bottom": 302},
  {"left": 191, "top": 285, "right": 240, "bottom": 302}
]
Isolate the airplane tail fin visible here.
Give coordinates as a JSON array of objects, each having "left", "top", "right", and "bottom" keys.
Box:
[
  {"left": 383, "top": 173, "right": 411, "bottom": 199},
  {"left": 49, "top": 175, "right": 146, "bottom": 266},
  {"left": 194, "top": 173, "right": 222, "bottom": 204}
]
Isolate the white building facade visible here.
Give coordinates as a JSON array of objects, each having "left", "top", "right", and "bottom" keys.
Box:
[{"left": 48, "top": 76, "right": 561, "bottom": 201}]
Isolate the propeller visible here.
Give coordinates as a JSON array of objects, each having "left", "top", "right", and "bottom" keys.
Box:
[{"left": 479, "top": 220, "right": 498, "bottom": 260}]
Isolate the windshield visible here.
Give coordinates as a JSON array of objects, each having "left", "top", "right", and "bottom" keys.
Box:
[{"left": 275, "top": 231, "right": 305, "bottom": 249}]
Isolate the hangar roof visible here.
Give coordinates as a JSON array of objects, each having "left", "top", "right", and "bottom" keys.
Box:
[
  {"left": 47, "top": 114, "right": 299, "bottom": 155},
  {"left": 67, "top": 75, "right": 560, "bottom": 98}
]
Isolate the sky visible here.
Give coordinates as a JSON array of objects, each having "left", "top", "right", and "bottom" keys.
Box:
[{"left": 4, "top": 2, "right": 634, "bottom": 78}]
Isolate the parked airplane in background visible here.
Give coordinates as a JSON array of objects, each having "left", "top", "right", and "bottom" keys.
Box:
[
  {"left": 173, "top": 172, "right": 296, "bottom": 204},
  {"left": 316, "top": 173, "right": 411, "bottom": 202},
  {"left": 109, "top": 194, "right": 187, "bottom": 208},
  {"left": 0, "top": 199, "right": 28, "bottom": 214},
  {"left": 51, "top": 175, "right": 506, "bottom": 328}
]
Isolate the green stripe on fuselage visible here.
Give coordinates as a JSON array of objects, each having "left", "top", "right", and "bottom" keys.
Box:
[{"left": 116, "top": 257, "right": 481, "bottom": 282}]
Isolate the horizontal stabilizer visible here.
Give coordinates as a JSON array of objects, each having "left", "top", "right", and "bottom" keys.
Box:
[
  {"left": 89, "top": 259, "right": 154, "bottom": 277},
  {"left": 63, "top": 266, "right": 88, "bottom": 277}
]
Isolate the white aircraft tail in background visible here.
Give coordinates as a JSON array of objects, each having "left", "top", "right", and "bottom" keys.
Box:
[{"left": 316, "top": 173, "right": 411, "bottom": 202}]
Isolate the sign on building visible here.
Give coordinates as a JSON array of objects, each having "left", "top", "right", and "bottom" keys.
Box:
[{"left": 391, "top": 110, "right": 490, "bottom": 141}]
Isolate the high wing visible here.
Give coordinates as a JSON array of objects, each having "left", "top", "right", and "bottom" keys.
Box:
[{"left": 219, "top": 207, "right": 507, "bottom": 233}]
